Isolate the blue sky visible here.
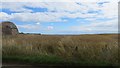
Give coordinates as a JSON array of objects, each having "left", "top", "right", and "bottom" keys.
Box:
[{"left": 0, "top": 0, "right": 118, "bottom": 34}]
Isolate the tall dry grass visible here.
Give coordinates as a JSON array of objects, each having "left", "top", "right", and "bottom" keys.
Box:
[{"left": 2, "top": 34, "right": 119, "bottom": 65}]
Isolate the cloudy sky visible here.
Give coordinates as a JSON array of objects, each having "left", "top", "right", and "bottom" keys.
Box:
[{"left": 0, "top": 0, "right": 119, "bottom": 34}]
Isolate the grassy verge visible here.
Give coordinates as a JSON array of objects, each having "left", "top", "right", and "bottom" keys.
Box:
[
  {"left": 2, "top": 55, "right": 112, "bottom": 66},
  {"left": 3, "top": 55, "right": 65, "bottom": 64}
]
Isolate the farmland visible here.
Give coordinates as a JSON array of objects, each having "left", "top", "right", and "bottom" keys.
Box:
[{"left": 2, "top": 34, "right": 119, "bottom": 66}]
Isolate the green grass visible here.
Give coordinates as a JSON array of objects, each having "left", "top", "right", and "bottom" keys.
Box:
[
  {"left": 3, "top": 55, "right": 114, "bottom": 66},
  {"left": 3, "top": 55, "right": 65, "bottom": 64}
]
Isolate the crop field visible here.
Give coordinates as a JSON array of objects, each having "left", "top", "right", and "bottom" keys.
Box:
[{"left": 2, "top": 34, "right": 119, "bottom": 66}]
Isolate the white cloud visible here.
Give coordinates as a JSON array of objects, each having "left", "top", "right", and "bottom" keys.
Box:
[
  {"left": 17, "top": 24, "right": 40, "bottom": 30},
  {"left": 0, "top": 11, "right": 108, "bottom": 23},
  {"left": 1, "top": 1, "right": 118, "bottom": 23},
  {"left": 1, "top": 2, "right": 89, "bottom": 13},
  {"left": 47, "top": 26, "right": 54, "bottom": 30},
  {"left": 70, "top": 19, "right": 118, "bottom": 33},
  {"left": 1, "top": 0, "right": 119, "bottom": 2},
  {"left": 0, "top": 12, "right": 62, "bottom": 22},
  {"left": 0, "top": 12, "right": 11, "bottom": 20},
  {"left": 36, "top": 22, "right": 40, "bottom": 25},
  {"left": 1, "top": 3, "right": 33, "bottom": 12}
]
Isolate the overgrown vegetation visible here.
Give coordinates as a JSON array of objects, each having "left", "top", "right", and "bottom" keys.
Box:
[{"left": 2, "top": 34, "right": 119, "bottom": 66}]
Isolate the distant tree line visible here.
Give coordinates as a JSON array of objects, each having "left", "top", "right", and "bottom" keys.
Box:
[{"left": 19, "top": 32, "right": 41, "bottom": 35}]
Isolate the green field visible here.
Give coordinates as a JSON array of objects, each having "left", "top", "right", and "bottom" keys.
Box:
[{"left": 2, "top": 34, "right": 119, "bottom": 66}]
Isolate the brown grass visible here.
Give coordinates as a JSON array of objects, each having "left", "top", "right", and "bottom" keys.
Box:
[{"left": 2, "top": 34, "right": 119, "bottom": 66}]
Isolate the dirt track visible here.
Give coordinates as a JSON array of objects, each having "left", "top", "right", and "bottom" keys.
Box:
[
  {"left": 2, "top": 63, "right": 117, "bottom": 68},
  {"left": 2, "top": 63, "right": 82, "bottom": 68}
]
